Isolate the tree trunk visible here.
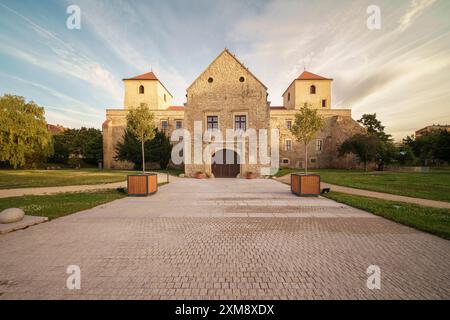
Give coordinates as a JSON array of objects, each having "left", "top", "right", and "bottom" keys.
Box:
[
  {"left": 304, "top": 142, "right": 308, "bottom": 174},
  {"left": 141, "top": 139, "right": 145, "bottom": 174}
]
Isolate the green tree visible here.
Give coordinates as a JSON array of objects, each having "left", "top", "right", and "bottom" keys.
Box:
[
  {"left": 0, "top": 94, "right": 53, "bottom": 168},
  {"left": 126, "top": 106, "right": 156, "bottom": 173},
  {"left": 49, "top": 128, "right": 103, "bottom": 166},
  {"left": 290, "top": 104, "right": 324, "bottom": 173},
  {"left": 404, "top": 130, "right": 450, "bottom": 165},
  {"left": 358, "top": 113, "right": 395, "bottom": 170},
  {"left": 339, "top": 134, "right": 380, "bottom": 171},
  {"left": 115, "top": 129, "right": 172, "bottom": 170}
]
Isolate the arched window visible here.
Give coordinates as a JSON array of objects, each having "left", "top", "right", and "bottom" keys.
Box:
[
  {"left": 288, "top": 92, "right": 291, "bottom": 102},
  {"left": 139, "top": 85, "right": 144, "bottom": 94},
  {"left": 310, "top": 85, "right": 316, "bottom": 94}
]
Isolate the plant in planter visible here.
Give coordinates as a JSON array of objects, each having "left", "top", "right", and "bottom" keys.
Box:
[
  {"left": 290, "top": 104, "right": 324, "bottom": 196},
  {"left": 246, "top": 171, "right": 257, "bottom": 179},
  {"left": 195, "top": 171, "right": 207, "bottom": 179},
  {"left": 125, "top": 106, "right": 157, "bottom": 197}
]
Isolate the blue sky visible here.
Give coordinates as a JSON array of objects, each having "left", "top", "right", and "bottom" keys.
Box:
[{"left": 0, "top": 0, "right": 449, "bottom": 140}]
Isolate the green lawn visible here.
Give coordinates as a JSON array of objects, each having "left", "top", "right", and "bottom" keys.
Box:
[
  {"left": 0, "top": 189, "right": 126, "bottom": 220},
  {"left": 324, "top": 192, "right": 450, "bottom": 240},
  {"left": 276, "top": 168, "right": 450, "bottom": 202},
  {"left": 0, "top": 168, "right": 183, "bottom": 189}
]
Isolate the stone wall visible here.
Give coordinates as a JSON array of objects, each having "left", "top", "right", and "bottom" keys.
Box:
[{"left": 184, "top": 50, "right": 271, "bottom": 177}]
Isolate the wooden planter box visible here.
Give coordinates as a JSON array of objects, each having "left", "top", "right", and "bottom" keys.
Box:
[
  {"left": 127, "top": 174, "right": 158, "bottom": 197},
  {"left": 291, "top": 173, "right": 320, "bottom": 197}
]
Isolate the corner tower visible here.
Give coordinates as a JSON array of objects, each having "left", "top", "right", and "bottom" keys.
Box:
[
  {"left": 123, "top": 71, "right": 173, "bottom": 110},
  {"left": 282, "top": 71, "right": 332, "bottom": 109}
]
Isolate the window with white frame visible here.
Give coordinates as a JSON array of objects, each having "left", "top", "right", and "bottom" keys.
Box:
[
  {"left": 161, "top": 120, "right": 169, "bottom": 132},
  {"left": 207, "top": 116, "right": 218, "bottom": 130},
  {"left": 282, "top": 158, "right": 290, "bottom": 165},
  {"left": 235, "top": 115, "right": 247, "bottom": 131},
  {"left": 285, "top": 139, "right": 292, "bottom": 151},
  {"left": 286, "top": 120, "right": 292, "bottom": 130},
  {"left": 316, "top": 139, "right": 323, "bottom": 152},
  {"left": 175, "top": 120, "right": 183, "bottom": 129}
]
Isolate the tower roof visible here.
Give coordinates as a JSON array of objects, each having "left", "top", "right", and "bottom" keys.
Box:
[
  {"left": 123, "top": 71, "right": 158, "bottom": 81},
  {"left": 297, "top": 71, "right": 332, "bottom": 81}
]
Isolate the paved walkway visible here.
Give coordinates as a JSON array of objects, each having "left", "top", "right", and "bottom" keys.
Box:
[
  {"left": 0, "top": 179, "right": 449, "bottom": 300},
  {"left": 275, "top": 175, "right": 450, "bottom": 209},
  {"left": 0, "top": 173, "right": 176, "bottom": 199}
]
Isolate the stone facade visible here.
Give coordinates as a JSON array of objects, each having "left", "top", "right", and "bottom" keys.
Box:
[{"left": 103, "top": 49, "right": 363, "bottom": 174}]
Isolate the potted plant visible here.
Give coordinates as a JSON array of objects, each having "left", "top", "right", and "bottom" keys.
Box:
[
  {"left": 246, "top": 171, "right": 257, "bottom": 179},
  {"left": 195, "top": 171, "right": 207, "bottom": 179},
  {"left": 290, "top": 104, "right": 324, "bottom": 197},
  {"left": 125, "top": 106, "right": 158, "bottom": 197}
]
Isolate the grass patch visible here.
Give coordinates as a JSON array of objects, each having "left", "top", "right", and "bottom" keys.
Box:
[
  {"left": 324, "top": 191, "right": 450, "bottom": 240},
  {"left": 0, "top": 168, "right": 183, "bottom": 189},
  {"left": 0, "top": 189, "right": 126, "bottom": 220},
  {"left": 276, "top": 168, "right": 450, "bottom": 202}
]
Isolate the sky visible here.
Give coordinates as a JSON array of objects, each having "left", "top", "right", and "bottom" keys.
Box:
[{"left": 0, "top": 0, "right": 449, "bottom": 140}]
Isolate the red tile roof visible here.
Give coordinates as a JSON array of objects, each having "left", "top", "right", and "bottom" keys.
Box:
[
  {"left": 168, "top": 106, "right": 185, "bottom": 111},
  {"left": 123, "top": 71, "right": 158, "bottom": 81},
  {"left": 46, "top": 124, "right": 66, "bottom": 134},
  {"left": 297, "top": 71, "right": 332, "bottom": 81},
  {"left": 102, "top": 120, "right": 112, "bottom": 128}
]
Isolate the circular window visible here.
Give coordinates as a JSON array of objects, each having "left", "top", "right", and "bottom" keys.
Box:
[
  {"left": 208, "top": 77, "right": 214, "bottom": 83},
  {"left": 239, "top": 76, "right": 245, "bottom": 83}
]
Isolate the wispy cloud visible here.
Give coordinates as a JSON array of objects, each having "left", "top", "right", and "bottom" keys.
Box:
[{"left": 398, "top": 0, "right": 437, "bottom": 32}]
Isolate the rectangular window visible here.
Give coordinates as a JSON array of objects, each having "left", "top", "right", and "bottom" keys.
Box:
[
  {"left": 316, "top": 139, "right": 323, "bottom": 152},
  {"left": 286, "top": 120, "right": 292, "bottom": 130},
  {"left": 285, "top": 140, "right": 292, "bottom": 151},
  {"left": 161, "top": 120, "right": 169, "bottom": 132},
  {"left": 282, "top": 159, "right": 290, "bottom": 165},
  {"left": 235, "top": 115, "right": 247, "bottom": 131},
  {"left": 207, "top": 116, "right": 218, "bottom": 130},
  {"left": 310, "top": 158, "right": 317, "bottom": 164},
  {"left": 175, "top": 120, "right": 183, "bottom": 129},
  {"left": 322, "top": 99, "right": 327, "bottom": 108}
]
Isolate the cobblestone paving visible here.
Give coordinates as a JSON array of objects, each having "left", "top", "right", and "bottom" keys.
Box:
[{"left": 0, "top": 179, "right": 449, "bottom": 300}]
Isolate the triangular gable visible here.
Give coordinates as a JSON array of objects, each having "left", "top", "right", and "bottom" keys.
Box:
[{"left": 187, "top": 49, "right": 268, "bottom": 91}]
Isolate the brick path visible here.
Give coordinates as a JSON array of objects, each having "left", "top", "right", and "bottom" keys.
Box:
[
  {"left": 276, "top": 175, "right": 450, "bottom": 209},
  {"left": 0, "top": 179, "right": 449, "bottom": 300}
]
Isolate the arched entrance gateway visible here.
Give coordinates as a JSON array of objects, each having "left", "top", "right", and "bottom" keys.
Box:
[{"left": 211, "top": 149, "right": 240, "bottom": 178}]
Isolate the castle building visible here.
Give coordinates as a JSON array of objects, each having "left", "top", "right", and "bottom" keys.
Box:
[{"left": 103, "top": 49, "right": 362, "bottom": 177}]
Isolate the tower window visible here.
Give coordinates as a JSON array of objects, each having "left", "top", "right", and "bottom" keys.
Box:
[
  {"left": 288, "top": 92, "right": 291, "bottom": 102},
  {"left": 310, "top": 85, "right": 316, "bottom": 94},
  {"left": 139, "top": 85, "right": 145, "bottom": 94},
  {"left": 176, "top": 120, "right": 183, "bottom": 129},
  {"left": 322, "top": 99, "right": 327, "bottom": 108},
  {"left": 164, "top": 94, "right": 167, "bottom": 102}
]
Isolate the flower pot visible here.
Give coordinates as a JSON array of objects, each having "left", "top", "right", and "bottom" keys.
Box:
[
  {"left": 246, "top": 172, "right": 257, "bottom": 179},
  {"left": 195, "top": 172, "right": 207, "bottom": 179},
  {"left": 127, "top": 173, "right": 158, "bottom": 197},
  {"left": 291, "top": 173, "right": 320, "bottom": 197}
]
